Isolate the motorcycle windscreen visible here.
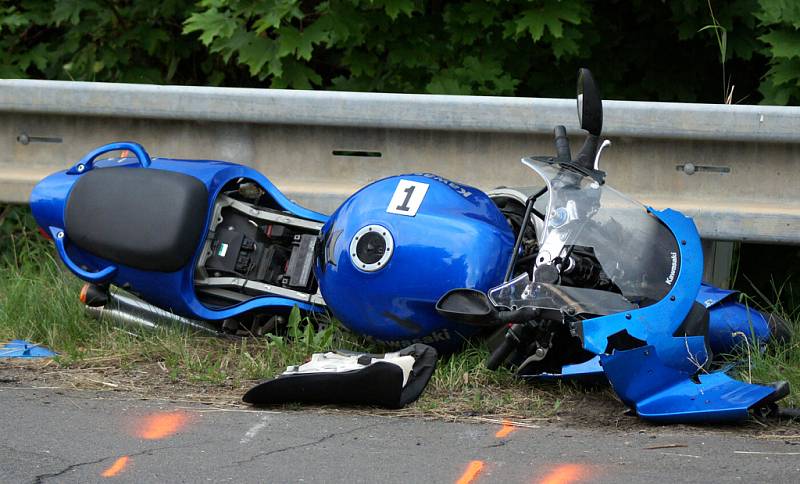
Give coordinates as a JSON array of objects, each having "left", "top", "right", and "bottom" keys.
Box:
[{"left": 489, "top": 159, "right": 680, "bottom": 313}]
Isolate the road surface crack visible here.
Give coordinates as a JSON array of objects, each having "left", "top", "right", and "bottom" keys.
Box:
[
  {"left": 32, "top": 456, "right": 110, "bottom": 484},
  {"left": 232, "top": 422, "right": 383, "bottom": 466},
  {"left": 30, "top": 440, "right": 223, "bottom": 483}
]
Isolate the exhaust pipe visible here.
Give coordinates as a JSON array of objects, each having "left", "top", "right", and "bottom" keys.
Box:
[{"left": 83, "top": 289, "right": 222, "bottom": 336}]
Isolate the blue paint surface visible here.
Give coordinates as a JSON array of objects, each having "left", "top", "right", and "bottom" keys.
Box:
[{"left": 601, "top": 345, "right": 776, "bottom": 422}]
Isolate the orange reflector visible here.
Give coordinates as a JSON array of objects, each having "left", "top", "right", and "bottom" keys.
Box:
[
  {"left": 37, "top": 227, "right": 52, "bottom": 240},
  {"left": 538, "top": 463, "right": 588, "bottom": 484},
  {"left": 135, "top": 411, "right": 190, "bottom": 440},
  {"left": 456, "top": 460, "right": 485, "bottom": 484},
  {"left": 101, "top": 456, "right": 129, "bottom": 477},
  {"left": 79, "top": 284, "right": 89, "bottom": 304}
]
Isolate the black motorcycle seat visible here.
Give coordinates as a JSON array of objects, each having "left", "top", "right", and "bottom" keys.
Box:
[{"left": 65, "top": 167, "right": 209, "bottom": 272}]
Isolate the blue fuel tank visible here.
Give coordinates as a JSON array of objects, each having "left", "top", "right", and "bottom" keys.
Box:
[{"left": 315, "top": 174, "right": 515, "bottom": 351}]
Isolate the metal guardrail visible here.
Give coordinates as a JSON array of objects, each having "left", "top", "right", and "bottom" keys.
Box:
[{"left": 1, "top": 80, "right": 799, "bottom": 246}]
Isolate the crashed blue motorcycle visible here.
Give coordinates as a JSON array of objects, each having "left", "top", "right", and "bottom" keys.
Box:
[
  {"left": 430, "top": 69, "right": 789, "bottom": 422},
  {"left": 29, "top": 68, "right": 787, "bottom": 422}
]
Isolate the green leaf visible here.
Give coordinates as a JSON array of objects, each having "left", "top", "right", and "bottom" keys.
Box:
[
  {"left": 287, "top": 305, "right": 301, "bottom": 339},
  {"left": 0, "top": 10, "right": 29, "bottom": 31},
  {"left": 756, "top": 0, "right": 800, "bottom": 29},
  {"left": 52, "top": 0, "right": 94, "bottom": 25},
  {"left": 166, "top": 56, "right": 179, "bottom": 81},
  {"left": 252, "top": 0, "right": 302, "bottom": 33},
  {"left": 764, "top": 58, "right": 800, "bottom": 85},
  {"left": 511, "top": 3, "right": 584, "bottom": 41},
  {"left": 760, "top": 29, "right": 800, "bottom": 59},
  {"left": 183, "top": 8, "right": 238, "bottom": 46},
  {"left": 277, "top": 24, "right": 329, "bottom": 61},
  {"left": 372, "top": 0, "right": 416, "bottom": 20},
  {"left": 272, "top": 58, "right": 322, "bottom": 89},
  {"left": 426, "top": 76, "right": 472, "bottom": 95}
]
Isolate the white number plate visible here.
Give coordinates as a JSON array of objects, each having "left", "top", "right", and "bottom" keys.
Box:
[{"left": 386, "top": 180, "right": 429, "bottom": 217}]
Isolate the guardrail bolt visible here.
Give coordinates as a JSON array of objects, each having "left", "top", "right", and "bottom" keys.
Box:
[
  {"left": 16, "top": 133, "right": 29, "bottom": 145},
  {"left": 682, "top": 162, "right": 696, "bottom": 175}
]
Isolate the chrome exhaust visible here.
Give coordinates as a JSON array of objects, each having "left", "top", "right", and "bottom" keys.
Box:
[{"left": 84, "top": 290, "right": 222, "bottom": 336}]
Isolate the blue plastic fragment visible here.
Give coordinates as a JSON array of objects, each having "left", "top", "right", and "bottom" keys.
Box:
[
  {"left": 697, "top": 282, "right": 738, "bottom": 308},
  {"left": 524, "top": 355, "right": 606, "bottom": 382},
  {"left": 600, "top": 345, "right": 776, "bottom": 423},
  {"left": 0, "top": 340, "right": 56, "bottom": 358}
]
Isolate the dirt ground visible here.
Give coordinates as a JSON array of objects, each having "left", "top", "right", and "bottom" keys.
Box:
[{"left": 2, "top": 359, "right": 799, "bottom": 443}]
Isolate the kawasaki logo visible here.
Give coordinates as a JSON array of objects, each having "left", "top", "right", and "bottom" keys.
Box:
[
  {"left": 415, "top": 173, "right": 473, "bottom": 198},
  {"left": 665, "top": 251, "right": 678, "bottom": 285}
]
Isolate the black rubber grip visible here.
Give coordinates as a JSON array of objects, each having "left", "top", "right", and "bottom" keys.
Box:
[
  {"left": 554, "top": 125, "right": 571, "bottom": 161},
  {"left": 486, "top": 338, "right": 515, "bottom": 370}
]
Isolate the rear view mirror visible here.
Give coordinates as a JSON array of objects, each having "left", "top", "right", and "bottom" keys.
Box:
[
  {"left": 436, "top": 288, "right": 499, "bottom": 326},
  {"left": 577, "top": 68, "right": 603, "bottom": 136}
]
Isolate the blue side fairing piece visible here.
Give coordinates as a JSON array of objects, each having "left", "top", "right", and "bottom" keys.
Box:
[
  {"left": 600, "top": 345, "right": 778, "bottom": 422},
  {"left": 707, "top": 300, "right": 772, "bottom": 354},
  {"left": 571, "top": 207, "right": 786, "bottom": 421},
  {"left": 580, "top": 208, "right": 705, "bottom": 375},
  {"left": 697, "top": 283, "right": 772, "bottom": 354}
]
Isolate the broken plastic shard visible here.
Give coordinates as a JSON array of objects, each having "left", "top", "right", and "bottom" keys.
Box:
[{"left": 0, "top": 340, "right": 56, "bottom": 358}]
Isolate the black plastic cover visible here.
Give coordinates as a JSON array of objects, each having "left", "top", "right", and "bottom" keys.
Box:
[{"left": 65, "top": 167, "right": 209, "bottom": 272}]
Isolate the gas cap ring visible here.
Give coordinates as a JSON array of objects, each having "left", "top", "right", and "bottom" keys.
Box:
[{"left": 349, "top": 225, "right": 394, "bottom": 272}]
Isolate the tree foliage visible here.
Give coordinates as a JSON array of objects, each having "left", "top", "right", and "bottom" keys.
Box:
[{"left": 1, "top": 0, "right": 800, "bottom": 104}]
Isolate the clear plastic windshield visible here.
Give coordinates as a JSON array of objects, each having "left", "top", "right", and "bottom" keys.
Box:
[{"left": 488, "top": 159, "right": 680, "bottom": 314}]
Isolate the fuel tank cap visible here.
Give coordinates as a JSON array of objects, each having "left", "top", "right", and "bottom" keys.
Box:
[{"left": 349, "top": 225, "right": 393, "bottom": 272}]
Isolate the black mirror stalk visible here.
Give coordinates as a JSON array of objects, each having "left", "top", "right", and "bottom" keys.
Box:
[{"left": 576, "top": 134, "right": 598, "bottom": 171}]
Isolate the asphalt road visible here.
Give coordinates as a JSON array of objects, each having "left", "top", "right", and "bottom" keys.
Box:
[{"left": 1, "top": 387, "right": 799, "bottom": 483}]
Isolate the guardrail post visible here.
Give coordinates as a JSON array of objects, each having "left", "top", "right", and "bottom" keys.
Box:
[{"left": 702, "top": 240, "right": 735, "bottom": 289}]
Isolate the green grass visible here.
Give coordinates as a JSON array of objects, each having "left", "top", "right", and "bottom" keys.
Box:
[
  {"left": 2, "top": 202, "right": 799, "bottom": 420},
  {"left": 0, "top": 205, "right": 356, "bottom": 384},
  {"left": 729, "top": 285, "right": 800, "bottom": 407},
  {"left": 0, "top": 204, "right": 538, "bottom": 415}
]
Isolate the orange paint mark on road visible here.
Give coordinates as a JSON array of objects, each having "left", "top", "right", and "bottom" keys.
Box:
[
  {"left": 538, "top": 463, "right": 589, "bottom": 484},
  {"left": 101, "top": 456, "right": 129, "bottom": 477},
  {"left": 135, "top": 411, "right": 190, "bottom": 440},
  {"left": 456, "top": 460, "right": 485, "bottom": 484},
  {"left": 495, "top": 420, "right": 516, "bottom": 438}
]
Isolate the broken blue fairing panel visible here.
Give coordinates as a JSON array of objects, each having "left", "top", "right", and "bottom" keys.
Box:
[
  {"left": 600, "top": 345, "right": 783, "bottom": 422},
  {"left": 522, "top": 356, "right": 605, "bottom": 382},
  {"left": 577, "top": 209, "right": 786, "bottom": 422},
  {"left": 580, "top": 208, "right": 707, "bottom": 376},
  {"left": 0, "top": 340, "right": 56, "bottom": 358},
  {"left": 697, "top": 282, "right": 737, "bottom": 307}
]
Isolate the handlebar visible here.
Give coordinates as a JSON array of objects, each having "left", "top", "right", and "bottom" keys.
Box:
[
  {"left": 554, "top": 125, "right": 571, "bottom": 162},
  {"left": 486, "top": 338, "right": 515, "bottom": 370}
]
